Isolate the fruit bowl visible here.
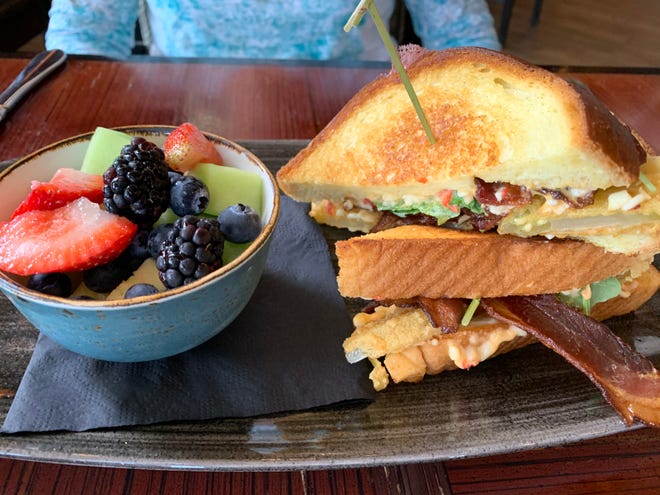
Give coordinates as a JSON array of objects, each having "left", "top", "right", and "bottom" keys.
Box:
[{"left": 0, "top": 126, "right": 280, "bottom": 362}]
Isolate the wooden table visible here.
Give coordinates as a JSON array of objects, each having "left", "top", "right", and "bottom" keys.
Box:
[{"left": 0, "top": 54, "right": 658, "bottom": 494}]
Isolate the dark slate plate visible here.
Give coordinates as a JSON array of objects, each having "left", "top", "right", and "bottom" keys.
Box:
[{"left": 0, "top": 140, "right": 656, "bottom": 471}]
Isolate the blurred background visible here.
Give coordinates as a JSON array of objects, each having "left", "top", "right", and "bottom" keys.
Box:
[{"left": 2, "top": 0, "right": 659, "bottom": 67}]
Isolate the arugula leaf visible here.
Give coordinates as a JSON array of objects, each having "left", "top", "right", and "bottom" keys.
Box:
[
  {"left": 557, "top": 277, "right": 622, "bottom": 316},
  {"left": 376, "top": 192, "right": 484, "bottom": 224}
]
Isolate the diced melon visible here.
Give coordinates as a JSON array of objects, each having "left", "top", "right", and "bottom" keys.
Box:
[
  {"left": 222, "top": 241, "right": 250, "bottom": 265},
  {"left": 189, "top": 163, "right": 262, "bottom": 216},
  {"left": 106, "top": 258, "right": 165, "bottom": 300},
  {"left": 81, "top": 127, "right": 132, "bottom": 174},
  {"left": 154, "top": 208, "right": 179, "bottom": 227}
]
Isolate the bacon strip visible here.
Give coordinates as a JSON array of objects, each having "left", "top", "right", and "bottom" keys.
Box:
[
  {"left": 417, "top": 297, "right": 467, "bottom": 332},
  {"left": 370, "top": 212, "right": 438, "bottom": 233},
  {"left": 481, "top": 295, "right": 660, "bottom": 426},
  {"left": 474, "top": 178, "right": 532, "bottom": 206}
]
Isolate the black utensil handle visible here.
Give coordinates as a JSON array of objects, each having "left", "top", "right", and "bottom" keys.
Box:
[{"left": 0, "top": 50, "right": 67, "bottom": 109}]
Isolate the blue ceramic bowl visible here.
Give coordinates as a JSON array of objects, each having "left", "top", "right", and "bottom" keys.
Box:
[{"left": 0, "top": 126, "right": 280, "bottom": 361}]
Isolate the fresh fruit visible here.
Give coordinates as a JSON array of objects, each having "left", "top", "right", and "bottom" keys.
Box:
[
  {"left": 154, "top": 208, "right": 179, "bottom": 227},
  {"left": 83, "top": 257, "right": 132, "bottom": 293},
  {"left": 11, "top": 168, "right": 104, "bottom": 219},
  {"left": 83, "top": 229, "right": 151, "bottom": 292},
  {"left": 156, "top": 215, "right": 224, "bottom": 288},
  {"left": 81, "top": 127, "right": 132, "bottom": 175},
  {"left": 107, "top": 257, "right": 164, "bottom": 300},
  {"left": 147, "top": 223, "right": 174, "bottom": 258},
  {"left": 163, "top": 122, "right": 223, "bottom": 172},
  {"left": 189, "top": 163, "right": 262, "bottom": 216},
  {"left": 222, "top": 241, "right": 250, "bottom": 265},
  {"left": 0, "top": 197, "right": 137, "bottom": 276},
  {"left": 103, "top": 137, "right": 171, "bottom": 227},
  {"left": 123, "top": 229, "right": 152, "bottom": 270},
  {"left": 169, "top": 174, "right": 210, "bottom": 216},
  {"left": 124, "top": 283, "right": 159, "bottom": 299},
  {"left": 27, "top": 273, "right": 73, "bottom": 297},
  {"left": 218, "top": 203, "right": 261, "bottom": 243}
]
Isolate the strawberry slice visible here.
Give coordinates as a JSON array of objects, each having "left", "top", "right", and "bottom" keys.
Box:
[
  {"left": 0, "top": 198, "right": 137, "bottom": 276},
  {"left": 11, "top": 168, "right": 104, "bottom": 220},
  {"left": 163, "top": 122, "right": 223, "bottom": 172}
]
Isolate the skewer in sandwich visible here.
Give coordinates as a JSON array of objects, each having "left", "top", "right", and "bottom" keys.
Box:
[{"left": 277, "top": 46, "right": 660, "bottom": 426}]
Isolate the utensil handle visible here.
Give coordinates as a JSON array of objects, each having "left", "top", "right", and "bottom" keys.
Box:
[{"left": 0, "top": 50, "right": 67, "bottom": 110}]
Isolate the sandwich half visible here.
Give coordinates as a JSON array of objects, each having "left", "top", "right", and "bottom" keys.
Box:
[
  {"left": 277, "top": 46, "right": 658, "bottom": 258},
  {"left": 337, "top": 225, "right": 659, "bottom": 392},
  {"left": 276, "top": 46, "right": 660, "bottom": 426}
]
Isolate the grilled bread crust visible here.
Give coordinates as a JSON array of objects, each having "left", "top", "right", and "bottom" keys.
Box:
[
  {"left": 336, "top": 225, "right": 653, "bottom": 300},
  {"left": 277, "top": 47, "right": 646, "bottom": 204}
]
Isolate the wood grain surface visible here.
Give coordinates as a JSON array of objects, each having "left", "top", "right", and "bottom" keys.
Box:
[{"left": 0, "top": 55, "right": 658, "bottom": 494}]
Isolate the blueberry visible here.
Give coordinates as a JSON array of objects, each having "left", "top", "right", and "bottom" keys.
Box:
[
  {"left": 170, "top": 175, "right": 209, "bottom": 216},
  {"left": 147, "top": 223, "right": 174, "bottom": 258},
  {"left": 217, "top": 204, "right": 261, "bottom": 243},
  {"left": 124, "top": 283, "right": 159, "bottom": 299},
  {"left": 84, "top": 258, "right": 131, "bottom": 293},
  {"left": 168, "top": 170, "right": 183, "bottom": 184},
  {"left": 27, "top": 273, "right": 73, "bottom": 297},
  {"left": 124, "top": 229, "right": 151, "bottom": 271}
]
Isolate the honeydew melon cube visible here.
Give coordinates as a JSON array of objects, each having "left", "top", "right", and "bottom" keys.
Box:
[
  {"left": 106, "top": 258, "right": 165, "bottom": 300},
  {"left": 81, "top": 127, "right": 132, "bottom": 174},
  {"left": 222, "top": 241, "right": 250, "bottom": 265},
  {"left": 154, "top": 208, "right": 179, "bottom": 227},
  {"left": 189, "top": 163, "right": 262, "bottom": 217}
]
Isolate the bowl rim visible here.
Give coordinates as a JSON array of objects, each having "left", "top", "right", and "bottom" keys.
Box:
[{"left": 0, "top": 125, "right": 281, "bottom": 308}]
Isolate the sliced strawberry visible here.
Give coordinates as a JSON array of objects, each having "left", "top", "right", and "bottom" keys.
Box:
[
  {"left": 0, "top": 197, "right": 137, "bottom": 276},
  {"left": 163, "top": 122, "right": 223, "bottom": 172},
  {"left": 11, "top": 168, "right": 104, "bottom": 219}
]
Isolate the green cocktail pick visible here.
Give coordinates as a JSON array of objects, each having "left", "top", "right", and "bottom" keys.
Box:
[{"left": 345, "top": 0, "right": 436, "bottom": 144}]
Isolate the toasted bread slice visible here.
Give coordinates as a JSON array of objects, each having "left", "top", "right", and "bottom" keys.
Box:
[
  {"left": 277, "top": 47, "right": 646, "bottom": 205},
  {"left": 336, "top": 225, "right": 652, "bottom": 300}
]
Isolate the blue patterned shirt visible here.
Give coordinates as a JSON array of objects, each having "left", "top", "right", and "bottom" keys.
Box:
[{"left": 45, "top": 0, "right": 501, "bottom": 60}]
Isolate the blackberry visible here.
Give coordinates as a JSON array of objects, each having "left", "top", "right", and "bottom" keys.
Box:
[
  {"left": 156, "top": 215, "right": 225, "bottom": 288},
  {"left": 103, "top": 137, "right": 170, "bottom": 227}
]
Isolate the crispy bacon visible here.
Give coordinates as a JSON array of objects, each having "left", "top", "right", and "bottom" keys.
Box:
[
  {"left": 481, "top": 295, "right": 660, "bottom": 427},
  {"left": 444, "top": 210, "right": 503, "bottom": 232},
  {"left": 370, "top": 212, "right": 438, "bottom": 233},
  {"left": 363, "top": 297, "right": 467, "bottom": 333},
  {"left": 539, "top": 188, "right": 595, "bottom": 208},
  {"left": 475, "top": 178, "right": 532, "bottom": 206},
  {"left": 417, "top": 297, "right": 467, "bottom": 332}
]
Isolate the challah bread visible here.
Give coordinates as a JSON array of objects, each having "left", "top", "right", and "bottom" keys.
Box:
[
  {"left": 277, "top": 46, "right": 646, "bottom": 202},
  {"left": 336, "top": 225, "right": 653, "bottom": 300}
]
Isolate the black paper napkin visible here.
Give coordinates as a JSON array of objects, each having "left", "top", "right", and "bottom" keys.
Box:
[{"left": 2, "top": 196, "right": 374, "bottom": 433}]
